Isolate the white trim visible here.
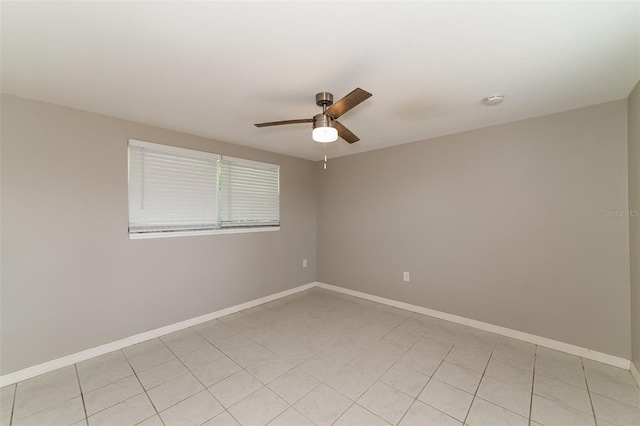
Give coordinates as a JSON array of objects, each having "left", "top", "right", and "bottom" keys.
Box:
[
  {"left": 129, "top": 226, "right": 280, "bottom": 240},
  {"left": 316, "top": 282, "right": 631, "bottom": 370},
  {"left": 631, "top": 361, "right": 640, "bottom": 389},
  {"left": 0, "top": 281, "right": 316, "bottom": 387}
]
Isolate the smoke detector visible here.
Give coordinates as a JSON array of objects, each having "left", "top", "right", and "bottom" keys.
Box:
[{"left": 482, "top": 95, "right": 504, "bottom": 106}]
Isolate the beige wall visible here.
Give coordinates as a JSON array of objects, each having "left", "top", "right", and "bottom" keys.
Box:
[
  {"left": 0, "top": 94, "right": 317, "bottom": 374},
  {"left": 629, "top": 81, "right": 640, "bottom": 372},
  {"left": 317, "top": 100, "right": 631, "bottom": 358}
]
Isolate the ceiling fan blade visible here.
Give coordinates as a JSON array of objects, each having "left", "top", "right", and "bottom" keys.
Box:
[
  {"left": 254, "top": 118, "right": 313, "bottom": 128},
  {"left": 325, "top": 88, "right": 372, "bottom": 119},
  {"left": 333, "top": 120, "right": 360, "bottom": 144}
]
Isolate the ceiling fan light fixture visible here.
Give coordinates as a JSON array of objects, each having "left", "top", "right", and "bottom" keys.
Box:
[
  {"left": 312, "top": 114, "right": 338, "bottom": 143},
  {"left": 312, "top": 126, "right": 338, "bottom": 143}
]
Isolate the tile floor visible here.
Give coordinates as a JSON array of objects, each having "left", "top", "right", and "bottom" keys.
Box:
[{"left": 2, "top": 287, "right": 640, "bottom": 426}]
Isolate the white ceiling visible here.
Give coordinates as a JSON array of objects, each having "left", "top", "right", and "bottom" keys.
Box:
[{"left": 2, "top": 1, "right": 639, "bottom": 161}]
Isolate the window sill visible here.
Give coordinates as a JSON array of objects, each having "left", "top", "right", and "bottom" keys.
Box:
[{"left": 129, "top": 226, "right": 280, "bottom": 240}]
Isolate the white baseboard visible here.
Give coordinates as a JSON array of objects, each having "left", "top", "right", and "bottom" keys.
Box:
[
  {"left": 631, "top": 361, "right": 640, "bottom": 389},
  {"left": 316, "top": 282, "right": 631, "bottom": 370},
  {"left": 0, "top": 282, "right": 317, "bottom": 387}
]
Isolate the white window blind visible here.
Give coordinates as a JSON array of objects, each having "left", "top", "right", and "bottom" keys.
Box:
[
  {"left": 220, "top": 157, "right": 280, "bottom": 228},
  {"left": 128, "top": 140, "right": 220, "bottom": 234}
]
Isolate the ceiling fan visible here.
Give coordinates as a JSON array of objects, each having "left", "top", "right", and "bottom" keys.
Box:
[{"left": 254, "top": 88, "right": 372, "bottom": 144}]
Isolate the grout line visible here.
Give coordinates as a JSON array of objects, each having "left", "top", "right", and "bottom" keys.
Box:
[
  {"left": 9, "top": 383, "right": 17, "bottom": 426},
  {"left": 119, "top": 349, "right": 167, "bottom": 426},
  {"left": 582, "top": 357, "right": 599, "bottom": 426},
  {"left": 154, "top": 337, "right": 227, "bottom": 423},
  {"left": 73, "top": 364, "right": 89, "bottom": 426},
  {"left": 462, "top": 331, "right": 499, "bottom": 426},
  {"left": 528, "top": 345, "right": 537, "bottom": 426}
]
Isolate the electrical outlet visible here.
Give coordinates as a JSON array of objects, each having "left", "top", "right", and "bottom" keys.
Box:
[
  {"left": 403, "top": 272, "right": 410, "bottom": 282},
  {"left": 303, "top": 259, "right": 308, "bottom": 268}
]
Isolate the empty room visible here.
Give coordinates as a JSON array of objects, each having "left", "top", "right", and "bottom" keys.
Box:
[{"left": 1, "top": 1, "right": 639, "bottom": 425}]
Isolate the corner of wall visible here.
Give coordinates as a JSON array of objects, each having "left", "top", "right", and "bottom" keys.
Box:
[{"left": 628, "top": 79, "right": 640, "bottom": 378}]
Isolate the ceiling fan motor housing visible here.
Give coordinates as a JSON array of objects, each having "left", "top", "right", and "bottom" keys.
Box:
[
  {"left": 315, "top": 92, "right": 334, "bottom": 107},
  {"left": 313, "top": 113, "right": 332, "bottom": 129}
]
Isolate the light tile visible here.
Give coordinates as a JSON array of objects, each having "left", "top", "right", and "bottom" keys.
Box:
[
  {"left": 1, "top": 384, "right": 15, "bottom": 426},
  {"left": 400, "top": 315, "right": 435, "bottom": 334},
  {"left": 84, "top": 375, "right": 143, "bottom": 416},
  {"left": 192, "top": 356, "right": 242, "bottom": 387},
  {"left": 357, "top": 381, "right": 413, "bottom": 425},
  {"left": 262, "top": 299, "right": 287, "bottom": 310},
  {"left": 424, "top": 324, "right": 464, "bottom": 346},
  {"left": 379, "top": 364, "right": 429, "bottom": 397},
  {"left": 88, "top": 394, "right": 155, "bottom": 426},
  {"left": 159, "top": 390, "right": 223, "bottom": 426},
  {"left": 348, "top": 353, "right": 396, "bottom": 378},
  {"left": 202, "top": 411, "right": 239, "bottom": 426},
  {"left": 325, "top": 365, "right": 377, "bottom": 401},
  {"left": 322, "top": 338, "right": 368, "bottom": 364},
  {"left": 366, "top": 339, "right": 409, "bottom": 362},
  {"left": 535, "top": 347, "right": 586, "bottom": 389},
  {"left": 397, "top": 349, "right": 442, "bottom": 376},
  {"left": 412, "top": 337, "right": 454, "bottom": 359},
  {"left": 584, "top": 359, "right": 638, "bottom": 388},
  {"left": 228, "top": 387, "right": 289, "bottom": 426},
  {"left": 591, "top": 393, "right": 640, "bottom": 426},
  {"left": 418, "top": 379, "right": 473, "bottom": 422},
  {"left": 215, "top": 334, "right": 274, "bottom": 367},
  {"left": 248, "top": 329, "right": 297, "bottom": 353},
  {"left": 399, "top": 400, "right": 462, "bottom": 426},
  {"left": 383, "top": 328, "right": 423, "bottom": 347},
  {"left": 531, "top": 395, "right": 595, "bottom": 426},
  {"left": 137, "top": 415, "right": 164, "bottom": 426},
  {"left": 585, "top": 367, "right": 640, "bottom": 408},
  {"left": 276, "top": 340, "right": 321, "bottom": 365},
  {"left": 137, "top": 359, "right": 189, "bottom": 390},
  {"left": 445, "top": 346, "right": 491, "bottom": 373},
  {"left": 268, "top": 368, "right": 320, "bottom": 404},
  {"left": 245, "top": 354, "right": 294, "bottom": 384},
  {"left": 476, "top": 376, "right": 531, "bottom": 417},
  {"left": 294, "top": 384, "right": 352, "bottom": 426},
  {"left": 431, "top": 361, "right": 481, "bottom": 394},
  {"left": 208, "top": 371, "right": 262, "bottom": 408},
  {"left": 267, "top": 408, "right": 314, "bottom": 426},
  {"left": 124, "top": 340, "right": 176, "bottom": 374},
  {"left": 122, "top": 339, "right": 165, "bottom": 359},
  {"left": 147, "top": 373, "right": 204, "bottom": 412},
  {"left": 178, "top": 345, "right": 224, "bottom": 371},
  {"left": 13, "top": 396, "right": 84, "bottom": 426},
  {"left": 77, "top": 351, "right": 134, "bottom": 393},
  {"left": 491, "top": 336, "right": 535, "bottom": 372},
  {"left": 466, "top": 397, "right": 528, "bottom": 426},
  {"left": 160, "top": 328, "right": 211, "bottom": 357},
  {"left": 491, "top": 349, "right": 535, "bottom": 372},
  {"left": 13, "top": 365, "right": 80, "bottom": 421},
  {"left": 299, "top": 352, "right": 345, "bottom": 381},
  {"left": 484, "top": 358, "right": 533, "bottom": 391},
  {"left": 534, "top": 374, "right": 591, "bottom": 414},
  {"left": 192, "top": 320, "right": 238, "bottom": 344},
  {"left": 334, "top": 404, "right": 390, "bottom": 426}
]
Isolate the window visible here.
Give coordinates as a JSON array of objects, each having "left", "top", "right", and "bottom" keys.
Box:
[
  {"left": 220, "top": 157, "right": 280, "bottom": 228},
  {"left": 128, "top": 140, "right": 279, "bottom": 238}
]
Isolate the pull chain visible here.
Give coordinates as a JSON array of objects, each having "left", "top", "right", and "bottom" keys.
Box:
[{"left": 323, "top": 143, "right": 327, "bottom": 170}]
